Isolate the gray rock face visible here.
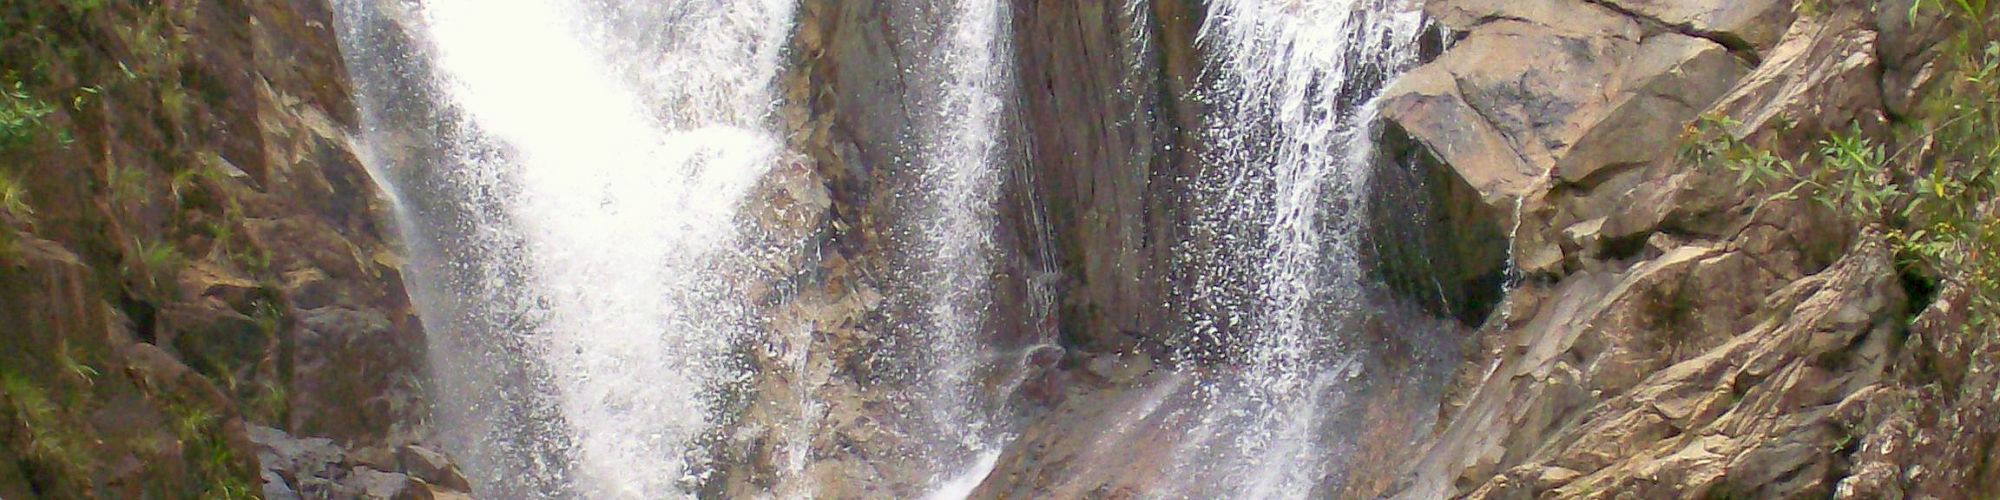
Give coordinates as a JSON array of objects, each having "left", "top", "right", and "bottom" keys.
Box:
[
  {"left": 1380, "top": 0, "right": 1756, "bottom": 278},
  {"left": 1011, "top": 0, "right": 1204, "bottom": 352},
  {"left": 1378, "top": 0, "right": 1995, "bottom": 498},
  {"left": 1596, "top": 0, "right": 1797, "bottom": 52},
  {"left": 75, "top": 0, "right": 1960, "bottom": 498},
  {"left": 249, "top": 425, "right": 473, "bottom": 500}
]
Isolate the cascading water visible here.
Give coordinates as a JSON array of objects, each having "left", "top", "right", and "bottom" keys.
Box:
[
  {"left": 335, "top": 0, "right": 798, "bottom": 497},
  {"left": 1167, "top": 0, "right": 1428, "bottom": 496},
  {"left": 334, "top": 0, "right": 1444, "bottom": 496},
  {"left": 893, "top": 0, "right": 1017, "bottom": 494}
]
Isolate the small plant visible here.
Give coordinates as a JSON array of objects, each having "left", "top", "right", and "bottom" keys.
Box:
[
  {"left": 59, "top": 0, "right": 106, "bottom": 14},
  {"left": 1, "top": 78, "right": 64, "bottom": 149},
  {"left": 1638, "top": 279, "right": 1700, "bottom": 360},
  {"left": 233, "top": 238, "right": 273, "bottom": 276},
  {"left": 0, "top": 370, "right": 57, "bottom": 427},
  {"left": 246, "top": 378, "right": 288, "bottom": 424},
  {"left": 158, "top": 82, "right": 191, "bottom": 125},
  {"left": 70, "top": 85, "right": 98, "bottom": 111},
  {"left": 169, "top": 165, "right": 203, "bottom": 205},
  {"left": 130, "top": 237, "right": 184, "bottom": 297},
  {"left": 0, "top": 170, "right": 32, "bottom": 221},
  {"left": 1794, "top": 0, "right": 1827, "bottom": 17},
  {"left": 54, "top": 340, "right": 99, "bottom": 387},
  {"left": 0, "top": 369, "right": 91, "bottom": 481},
  {"left": 1681, "top": 117, "right": 1899, "bottom": 218},
  {"left": 107, "top": 162, "right": 151, "bottom": 207},
  {"left": 170, "top": 403, "right": 215, "bottom": 440},
  {"left": 1689, "top": 0, "right": 2000, "bottom": 379},
  {"left": 166, "top": 402, "right": 257, "bottom": 499},
  {"left": 170, "top": 158, "right": 233, "bottom": 214}
]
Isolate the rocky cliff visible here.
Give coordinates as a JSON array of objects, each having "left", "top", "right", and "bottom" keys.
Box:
[
  {"left": 724, "top": 0, "right": 1999, "bottom": 497},
  {"left": 4, "top": 0, "right": 1994, "bottom": 498},
  {"left": 0, "top": 1, "right": 463, "bottom": 497},
  {"left": 1381, "top": 0, "right": 1999, "bottom": 497}
]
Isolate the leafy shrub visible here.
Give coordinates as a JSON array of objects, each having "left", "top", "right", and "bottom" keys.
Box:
[
  {"left": 0, "top": 78, "right": 61, "bottom": 149},
  {"left": 1686, "top": 0, "right": 1998, "bottom": 349}
]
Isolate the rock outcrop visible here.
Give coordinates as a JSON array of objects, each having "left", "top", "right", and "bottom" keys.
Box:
[
  {"left": 1010, "top": 0, "right": 1206, "bottom": 353},
  {"left": 251, "top": 425, "right": 471, "bottom": 500},
  {"left": 0, "top": 0, "right": 456, "bottom": 496},
  {"left": 1385, "top": 0, "right": 1995, "bottom": 497},
  {"left": 9, "top": 0, "right": 1984, "bottom": 498}
]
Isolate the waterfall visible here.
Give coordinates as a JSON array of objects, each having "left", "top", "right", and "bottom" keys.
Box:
[
  {"left": 334, "top": 0, "right": 798, "bottom": 497},
  {"left": 333, "top": 0, "right": 1439, "bottom": 495},
  {"left": 1167, "top": 0, "right": 1428, "bottom": 496},
  {"left": 896, "top": 0, "right": 1016, "bottom": 492}
]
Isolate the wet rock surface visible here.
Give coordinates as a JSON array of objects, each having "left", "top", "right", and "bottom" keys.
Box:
[{"left": 7, "top": 0, "right": 1989, "bottom": 497}]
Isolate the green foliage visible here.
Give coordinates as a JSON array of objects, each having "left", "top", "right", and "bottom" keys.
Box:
[
  {"left": 245, "top": 378, "right": 287, "bottom": 425},
  {"left": 1794, "top": 0, "right": 1828, "bottom": 17},
  {"left": 169, "top": 163, "right": 207, "bottom": 206},
  {"left": 0, "top": 170, "right": 31, "bottom": 221},
  {"left": 54, "top": 339, "right": 98, "bottom": 387},
  {"left": 1, "top": 369, "right": 58, "bottom": 435},
  {"left": 58, "top": 0, "right": 104, "bottom": 15},
  {"left": 1900, "top": 2, "right": 2000, "bottom": 336},
  {"left": 231, "top": 231, "right": 272, "bottom": 276},
  {"left": 1914, "top": 0, "right": 1993, "bottom": 21},
  {"left": 108, "top": 161, "right": 150, "bottom": 205},
  {"left": 0, "top": 78, "right": 64, "bottom": 149},
  {"left": 165, "top": 402, "right": 257, "bottom": 499},
  {"left": 130, "top": 236, "right": 183, "bottom": 297},
  {"left": 1680, "top": 116, "right": 1898, "bottom": 218},
  {"left": 1688, "top": 0, "right": 2000, "bottom": 356},
  {"left": 0, "top": 369, "right": 93, "bottom": 486},
  {"left": 2, "top": 4, "right": 271, "bottom": 496}
]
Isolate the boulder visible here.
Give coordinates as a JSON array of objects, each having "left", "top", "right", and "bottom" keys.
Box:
[
  {"left": 398, "top": 445, "right": 473, "bottom": 492},
  {"left": 1387, "top": 1, "right": 1936, "bottom": 496},
  {"left": 1376, "top": 0, "right": 1751, "bottom": 284},
  {"left": 249, "top": 424, "right": 475, "bottom": 499},
  {"left": 1595, "top": 0, "right": 1797, "bottom": 52}
]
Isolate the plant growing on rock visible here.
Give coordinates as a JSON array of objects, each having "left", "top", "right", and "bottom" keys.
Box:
[
  {"left": 54, "top": 339, "right": 98, "bottom": 387},
  {"left": 1688, "top": 0, "right": 2000, "bottom": 377},
  {"left": 167, "top": 402, "right": 257, "bottom": 499},
  {"left": 0, "top": 78, "right": 62, "bottom": 148},
  {"left": 0, "top": 369, "right": 94, "bottom": 490},
  {"left": 130, "top": 236, "right": 183, "bottom": 298},
  {"left": 0, "top": 171, "right": 31, "bottom": 221},
  {"left": 0, "top": 168, "right": 30, "bottom": 256}
]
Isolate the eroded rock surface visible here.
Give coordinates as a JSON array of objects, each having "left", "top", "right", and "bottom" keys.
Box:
[
  {"left": 0, "top": 0, "right": 458, "bottom": 496},
  {"left": 1387, "top": 0, "right": 1996, "bottom": 498}
]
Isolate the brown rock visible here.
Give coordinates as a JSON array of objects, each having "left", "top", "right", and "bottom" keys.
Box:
[{"left": 398, "top": 445, "right": 473, "bottom": 492}]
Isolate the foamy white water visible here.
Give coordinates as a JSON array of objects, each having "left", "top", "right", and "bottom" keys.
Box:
[
  {"left": 338, "top": 0, "right": 798, "bottom": 497},
  {"left": 903, "top": 0, "right": 1016, "bottom": 493},
  {"left": 1168, "top": 0, "right": 1428, "bottom": 496},
  {"left": 335, "top": 0, "right": 1437, "bottom": 496}
]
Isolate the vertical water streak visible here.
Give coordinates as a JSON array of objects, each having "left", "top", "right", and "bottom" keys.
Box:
[
  {"left": 923, "top": 0, "right": 1012, "bottom": 470},
  {"left": 335, "top": 0, "right": 582, "bottom": 494},
  {"left": 337, "top": 0, "right": 798, "bottom": 497},
  {"left": 1168, "top": 0, "right": 1427, "bottom": 495},
  {"left": 893, "top": 0, "right": 1016, "bottom": 491}
]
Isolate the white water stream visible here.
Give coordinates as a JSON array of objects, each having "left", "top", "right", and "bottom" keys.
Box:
[
  {"left": 897, "top": 0, "right": 1018, "bottom": 492},
  {"left": 334, "top": 0, "right": 1434, "bottom": 496},
  {"left": 1170, "top": 0, "right": 1428, "bottom": 496},
  {"left": 338, "top": 0, "right": 797, "bottom": 496}
]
